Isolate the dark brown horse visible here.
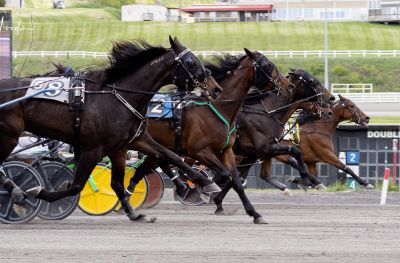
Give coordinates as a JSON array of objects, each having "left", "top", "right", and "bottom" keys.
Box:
[
  {"left": 274, "top": 94, "right": 373, "bottom": 189},
  {"left": 0, "top": 37, "right": 221, "bottom": 222},
  {"left": 211, "top": 69, "right": 336, "bottom": 213},
  {"left": 127, "top": 50, "right": 294, "bottom": 224}
]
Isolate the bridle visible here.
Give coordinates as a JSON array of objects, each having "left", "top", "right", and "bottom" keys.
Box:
[
  {"left": 340, "top": 101, "right": 363, "bottom": 124},
  {"left": 252, "top": 54, "right": 291, "bottom": 97},
  {"left": 171, "top": 48, "right": 211, "bottom": 97}
]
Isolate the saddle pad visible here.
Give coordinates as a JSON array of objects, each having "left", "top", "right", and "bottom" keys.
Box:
[
  {"left": 26, "top": 77, "right": 70, "bottom": 104},
  {"left": 147, "top": 94, "right": 174, "bottom": 118}
]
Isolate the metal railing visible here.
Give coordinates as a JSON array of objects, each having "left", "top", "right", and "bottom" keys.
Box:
[
  {"left": 331, "top": 83, "right": 373, "bottom": 93},
  {"left": 12, "top": 50, "right": 400, "bottom": 59},
  {"left": 332, "top": 92, "right": 400, "bottom": 103}
]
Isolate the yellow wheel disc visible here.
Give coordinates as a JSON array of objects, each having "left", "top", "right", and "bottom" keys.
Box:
[
  {"left": 78, "top": 165, "right": 118, "bottom": 215},
  {"left": 115, "top": 166, "right": 149, "bottom": 210}
]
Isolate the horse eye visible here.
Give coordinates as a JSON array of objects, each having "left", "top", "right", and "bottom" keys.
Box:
[{"left": 185, "top": 58, "right": 195, "bottom": 68}]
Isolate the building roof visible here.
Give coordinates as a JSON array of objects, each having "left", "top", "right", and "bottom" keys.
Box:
[{"left": 180, "top": 4, "right": 273, "bottom": 13}]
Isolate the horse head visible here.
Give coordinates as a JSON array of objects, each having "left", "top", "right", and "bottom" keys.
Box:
[
  {"left": 244, "top": 49, "right": 294, "bottom": 96},
  {"left": 169, "top": 36, "right": 222, "bottom": 99},
  {"left": 288, "top": 68, "right": 335, "bottom": 117},
  {"left": 337, "top": 94, "right": 370, "bottom": 126}
]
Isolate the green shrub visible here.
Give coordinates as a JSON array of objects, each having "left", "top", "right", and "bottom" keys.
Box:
[
  {"left": 332, "top": 64, "right": 347, "bottom": 77},
  {"left": 0, "top": 0, "right": 6, "bottom": 7}
]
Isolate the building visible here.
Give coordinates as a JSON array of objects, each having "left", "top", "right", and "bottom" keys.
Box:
[
  {"left": 5, "top": 0, "right": 24, "bottom": 7},
  {"left": 121, "top": 4, "right": 179, "bottom": 22},
  {"left": 270, "top": 0, "right": 369, "bottom": 21},
  {"left": 180, "top": 3, "right": 274, "bottom": 22},
  {"left": 368, "top": 0, "right": 400, "bottom": 23}
]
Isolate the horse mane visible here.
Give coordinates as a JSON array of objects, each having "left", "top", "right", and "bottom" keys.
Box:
[
  {"left": 105, "top": 40, "right": 169, "bottom": 82},
  {"left": 205, "top": 54, "right": 246, "bottom": 83}
]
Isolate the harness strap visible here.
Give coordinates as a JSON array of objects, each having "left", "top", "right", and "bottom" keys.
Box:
[{"left": 186, "top": 100, "right": 236, "bottom": 151}]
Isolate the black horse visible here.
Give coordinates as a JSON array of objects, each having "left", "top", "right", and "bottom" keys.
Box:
[
  {"left": 211, "top": 69, "right": 336, "bottom": 214},
  {"left": 0, "top": 37, "right": 221, "bottom": 222}
]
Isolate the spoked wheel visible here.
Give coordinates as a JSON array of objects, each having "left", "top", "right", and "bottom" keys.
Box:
[
  {"left": 78, "top": 164, "right": 118, "bottom": 216},
  {"left": 0, "top": 161, "right": 44, "bottom": 224},
  {"left": 142, "top": 170, "right": 165, "bottom": 209},
  {"left": 174, "top": 165, "right": 213, "bottom": 206},
  {"left": 115, "top": 166, "right": 149, "bottom": 212},
  {"left": 38, "top": 162, "right": 79, "bottom": 220}
]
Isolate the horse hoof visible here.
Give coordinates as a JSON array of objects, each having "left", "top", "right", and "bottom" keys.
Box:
[
  {"left": 11, "top": 188, "right": 26, "bottom": 203},
  {"left": 215, "top": 209, "right": 226, "bottom": 215},
  {"left": 297, "top": 184, "right": 308, "bottom": 192},
  {"left": 130, "top": 214, "right": 157, "bottom": 223},
  {"left": 315, "top": 184, "right": 327, "bottom": 191},
  {"left": 26, "top": 186, "right": 43, "bottom": 198},
  {"left": 253, "top": 217, "right": 268, "bottom": 224},
  {"left": 283, "top": 188, "right": 291, "bottom": 196},
  {"left": 365, "top": 184, "right": 375, "bottom": 190},
  {"left": 202, "top": 182, "right": 221, "bottom": 194}
]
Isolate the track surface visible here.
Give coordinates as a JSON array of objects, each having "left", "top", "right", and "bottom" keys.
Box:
[{"left": 1, "top": 189, "right": 400, "bottom": 263}]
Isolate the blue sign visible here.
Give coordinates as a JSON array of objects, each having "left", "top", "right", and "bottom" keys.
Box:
[{"left": 346, "top": 151, "right": 360, "bottom": 165}]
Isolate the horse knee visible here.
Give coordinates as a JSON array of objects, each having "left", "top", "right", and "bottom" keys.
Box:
[{"left": 289, "top": 146, "right": 301, "bottom": 157}]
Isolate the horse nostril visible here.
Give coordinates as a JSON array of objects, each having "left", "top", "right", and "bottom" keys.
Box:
[
  {"left": 328, "top": 111, "right": 333, "bottom": 116},
  {"left": 330, "top": 96, "right": 335, "bottom": 101},
  {"left": 214, "top": 87, "right": 222, "bottom": 95}
]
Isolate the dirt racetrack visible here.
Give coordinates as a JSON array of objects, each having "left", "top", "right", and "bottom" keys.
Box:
[{"left": 1, "top": 189, "right": 400, "bottom": 263}]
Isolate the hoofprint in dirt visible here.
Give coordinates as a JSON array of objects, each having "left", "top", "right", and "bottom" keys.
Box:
[{"left": 1, "top": 190, "right": 399, "bottom": 263}]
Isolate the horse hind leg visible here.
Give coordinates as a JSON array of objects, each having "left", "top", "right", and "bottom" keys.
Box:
[
  {"left": 109, "top": 150, "right": 156, "bottom": 223},
  {"left": 26, "top": 148, "right": 101, "bottom": 202},
  {"left": 260, "top": 159, "right": 291, "bottom": 196},
  {"left": 0, "top": 133, "right": 26, "bottom": 203}
]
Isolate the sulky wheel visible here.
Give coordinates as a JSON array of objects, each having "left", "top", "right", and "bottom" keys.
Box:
[
  {"left": 38, "top": 162, "right": 79, "bottom": 220},
  {"left": 78, "top": 164, "right": 119, "bottom": 216},
  {"left": 142, "top": 170, "right": 165, "bottom": 209},
  {"left": 174, "top": 165, "right": 214, "bottom": 206},
  {"left": 0, "top": 161, "right": 44, "bottom": 224}
]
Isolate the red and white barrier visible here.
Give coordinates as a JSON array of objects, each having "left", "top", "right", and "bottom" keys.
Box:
[{"left": 380, "top": 168, "right": 391, "bottom": 205}]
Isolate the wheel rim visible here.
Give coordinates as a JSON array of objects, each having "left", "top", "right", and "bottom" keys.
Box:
[
  {"left": 0, "top": 162, "right": 43, "bottom": 224},
  {"left": 78, "top": 165, "right": 118, "bottom": 215},
  {"left": 142, "top": 171, "right": 164, "bottom": 209},
  {"left": 123, "top": 167, "right": 148, "bottom": 209},
  {"left": 38, "top": 162, "right": 79, "bottom": 220}
]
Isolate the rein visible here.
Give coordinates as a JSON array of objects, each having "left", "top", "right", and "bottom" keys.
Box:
[{"left": 242, "top": 93, "right": 322, "bottom": 116}]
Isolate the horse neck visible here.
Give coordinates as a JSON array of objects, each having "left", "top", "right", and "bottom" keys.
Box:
[
  {"left": 260, "top": 90, "right": 295, "bottom": 125},
  {"left": 213, "top": 62, "right": 254, "bottom": 125},
  {"left": 112, "top": 52, "right": 175, "bottom": 113},
  {"left": 302, "top": 105, "right": 340, "bottom": 137}
]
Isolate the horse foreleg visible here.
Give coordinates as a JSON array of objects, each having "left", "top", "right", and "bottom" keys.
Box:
[
  {"left": 260, "top": 158, "right": 290, "bottom": 195},
  {"left": 109, "top": 150, "right": 156, "bottom": 223},
  {"left": 322, "top": 154, "right": 373, "bottom": 189},
  {"left": 270, "top": 143, "right": 326, "bottom": 190},
  {"left": 26, "top": 148, "right": 102, "bottom": 202},
  {"left": 131, "top": 132, "right": 220, "bottom": 194}
]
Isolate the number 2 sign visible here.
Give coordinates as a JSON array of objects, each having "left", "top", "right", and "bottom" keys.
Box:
[{"left": 346, "top": 151, "right": 360, "bottom": 165}]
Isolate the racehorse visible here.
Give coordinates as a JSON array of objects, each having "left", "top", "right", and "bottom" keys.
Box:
[
  {"left": 0, "top": 37, "right": 221, "bottom": 222},
  {"left": 211, "top": 69, "right": 336, "bottom": 213},
  {"left": 126, "top": 50, "right": 294, "bottom": 224},
  {"left": 274, "top": 94, "right": 373, "bottom": 189}
]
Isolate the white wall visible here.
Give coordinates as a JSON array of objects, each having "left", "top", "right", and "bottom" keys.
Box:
[{"left": 121, "top": 4, "right": 169, "bottom": 22}]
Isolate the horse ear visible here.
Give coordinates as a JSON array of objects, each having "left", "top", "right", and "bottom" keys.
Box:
[
  {"left": 289, "top": 68, "right": 296, "bottom": 73},
  {"left": 338, "top": 94, "right": 344, "bottom": 101},
  {"left": 169, "top": 35, "right": 177, "bottom": 50},
  {"left": 288, "top": 72, "right": 296, "bottom": 77},
  {"left": 244, "top": 48, "right": 255, "bottom": 59}
]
